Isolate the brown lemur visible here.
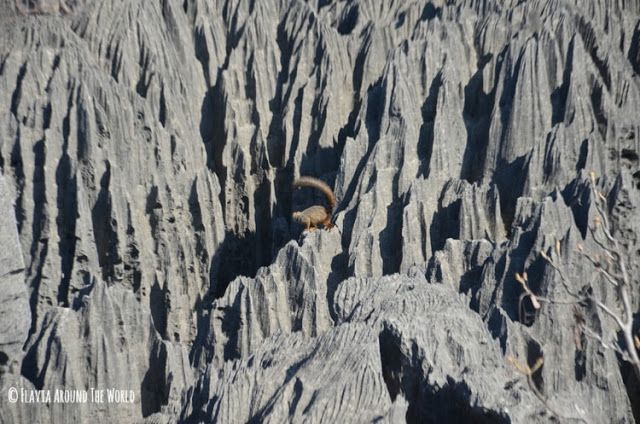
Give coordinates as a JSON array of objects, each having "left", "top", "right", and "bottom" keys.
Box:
[{"left": 292, "top": 176, "right": 336, "bottom": 231}]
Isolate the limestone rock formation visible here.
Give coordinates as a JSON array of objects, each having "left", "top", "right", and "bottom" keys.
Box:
[{"left": 1, "top": 0, "right": 639, "bottom": 422}]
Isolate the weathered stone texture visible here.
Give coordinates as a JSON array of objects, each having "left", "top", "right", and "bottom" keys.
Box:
[{"left": 1, "top": 0, "right": 639, "bottom": 422}]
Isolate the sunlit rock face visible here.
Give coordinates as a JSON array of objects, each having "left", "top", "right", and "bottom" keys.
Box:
[{"left": 1, "top": 0, "right": 639, "bottom": 422}]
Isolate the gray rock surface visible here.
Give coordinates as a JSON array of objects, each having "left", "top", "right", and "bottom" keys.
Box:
[
  {"left": 0, "top": 0, "right": 639, "bottom": 422},
  {"left": 0, "top": 174, "right": 30, "bottom": 369},
  {"left": 183, "top": 275, "right": 544, "bottom": 423}
]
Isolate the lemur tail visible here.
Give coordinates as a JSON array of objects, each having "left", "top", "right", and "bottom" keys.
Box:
[{"left": 293, "top": 176, "right": 336, "bottom": 214}]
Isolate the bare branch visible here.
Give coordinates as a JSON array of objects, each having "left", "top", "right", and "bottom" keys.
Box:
[
  {"left": 540, "top": 248, "right": 584, "bottom": 298},
  {"left": 507, "top": 356, "right": 588, "bottom": 423},
  {"left": 532, "top": 172, "right": 640, "bottom": 382},
  {"left": 592, "top": 299, "right": 625, "bottom": 329},
  {"left": 581, "top": 325, "right": 630, "bottom": 361},
  {"left": 515, "top": 272, "right": 541, "bottom": 310},
  {"left": 577, "top": 250, "right": 619, "bottom": 287},
  {"left": 537, "top": 296, "right": 583, "bottom": 305}
]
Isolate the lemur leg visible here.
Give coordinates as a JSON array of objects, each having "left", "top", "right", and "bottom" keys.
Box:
[{"left": 322, "top": 217, "right": 334, "bottom": 229}]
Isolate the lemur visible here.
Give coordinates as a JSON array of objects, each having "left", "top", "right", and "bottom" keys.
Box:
[{"left": 292, "top": 176, "right": 336, "bottom": 231}]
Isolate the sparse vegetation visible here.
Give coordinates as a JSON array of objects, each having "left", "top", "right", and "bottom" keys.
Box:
[
  {"left": 540, "top": 172, "right": 640, "bottom": 380},
  {"left": 512, "top": 172, "right": 639, "bottom": 420}
]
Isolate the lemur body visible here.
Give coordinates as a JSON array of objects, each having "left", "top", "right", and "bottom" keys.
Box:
[{"left": 292, "top": 176, "right": 336, "bottom": 231}]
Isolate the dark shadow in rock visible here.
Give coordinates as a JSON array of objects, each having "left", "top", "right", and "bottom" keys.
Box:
[
  {"left": 10, "top": 136, "right": 26, "bottom": 234},
  {"left": 93, "top": 161, "right": 120, "bottom": 283},
  {"left": 379, "top": 323, "right": 409, "bottom": 404},
  {"left": 352, "top": 28, "right": 372, "bottom": 97},
  {"left": 576, "top": 139, "right": 589, "bottom": 172},
  {"left": 378, "top": 322, "right": 508, "bottom": 423},
  {"left": 326, "top": 251, "right": 348, "bottom": 321},
  {"left": 526, "top": 339, "right": 544, "bottom": 392},
  {"left": 621, "top": 148, "right": 639, "bottom": 163},
  {"left": 420, "top": 2, "right": 441, "bottom": 21},
  {"left": 492, "top": 155, "right": 528, "bottom": 234},
  {"left": 70, "top": 275, "right": 96, "bottom": 311},
  {"left": 590, "top": 81, "right": 607, "bottom": 140},
  {"left": 618, "top": 315, "right": 640, "bottom": 421},
  {"left": 299, "top": 144, "right": 341, "bottom": 185},
  {"left": 379, "top": 203, "right": 403, "bottom": 275},
  {"left": 251, "top": 357, "right": 311, "bottom": 422},
  {"left": 150, "top": 279, "right": 167, "bottom": 338},
  {"left": 561, "top": 177, "right": 591, "bottom": 239},
  {"left": 575, "top": 328, "right": 587, "bottom": 382},
  {"left": 21, "top": 327, "right": 48, "bottom": 389},
  {"left": 629, "top": 22, "right": 640, "bottom": 75},
  {"left": 27, "top": 139, "right": 49, "bottom": 337},
  {"left": 10, "top": 62, "right": 27, "bottom": 118},
  {"left": 379, "top": 178, "right": 405, "bottom": 275},
  {"left": 0, "top": 351, "right": 8, "bottom": 366},
  {"left": 577, "top": 17, "right": 611, "bottom": 90},
  {"left": 340, "top": 206, "right": 358, "bottom": 273},
  {"left": 496, "top": 230, "right": 536, "bottom": 323},
  {"left": 288, "top": 378, "right": 304, "bottom": 416},
  {"left": 623, "top": 365, "right": 640, "bottom": 424},
  {"left": 55, "top": 151, "right": 77, "bottom": 307},
  {"left": 193, "top": 22, "right": 211, "bottom": 85},
  {"left": 199, "top": 85, "right": 225, "bottom": 181},
  {"left": 272, "top": 167, "right": 294, "bottom": 246},
  {"left": 266, "top": 18, "right": 293, "bottom": 170},
  {"left": 550, "top": 37, "right": 574, "bottom": 126},
  {"left": 461, "top": 55, "right": 494, "bottom": 183},
  {"left": 417, "top": 72, "right": 441, "bottom": 179},
  {"left": 337, "top": 4, "right": 358, "bottom": 35},
  {"left": 189, "top": 292, "right": 215, "bottom": 367},
  {"left": 159, "top": 84, "right": 167, "bottom": 127},
  {"left": 222, "top": 292, "right": 245, "bottom": 362},
  {"left": 337, "top": 78, "right": 385, "bottom": 247},
  {"left": 140, "top": 341, "right": 169, "bottom": 417},
  {"left": 209, "top": 230, "right": 258, "bottom": 299},
  {"left": 279, "top": 85, "right": 303, "bottom": 169},
  {"left": 429, "top": 195, "right": 461, "bottom": 254},
  {"left": 551, "top": 38, "right": 575, "bottom": 126},
  {"left": 428, "top": 244, "right": 493, "bottom": 313},
  {"left": 187, "top": 179, "right": 213, "bottom": 294},
  {"left": 420, "top": 377, "right": 509, "bottom": 424},
  {"left": 189, "top": 286, "right": 244, "bottom": 367},
  {"left": 633, "top": 171, "right": 640, "bottom": 190},
  {"left": 294, "top": 33, "right": 346, "bottom": 176},
  {"left": 486, "top": 307, "right": 508, "bottom": 354},
  {"left": 253, "top": 174, "right": 275, "bottom": 271}
]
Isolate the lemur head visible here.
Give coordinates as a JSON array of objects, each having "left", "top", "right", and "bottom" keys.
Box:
[{"left": 292, "top": 211, "right": 303, "bottom": 222}]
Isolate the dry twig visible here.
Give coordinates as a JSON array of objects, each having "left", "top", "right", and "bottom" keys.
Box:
[{"left": 538, "top": 172, "right": 640, "bottom": 379}]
